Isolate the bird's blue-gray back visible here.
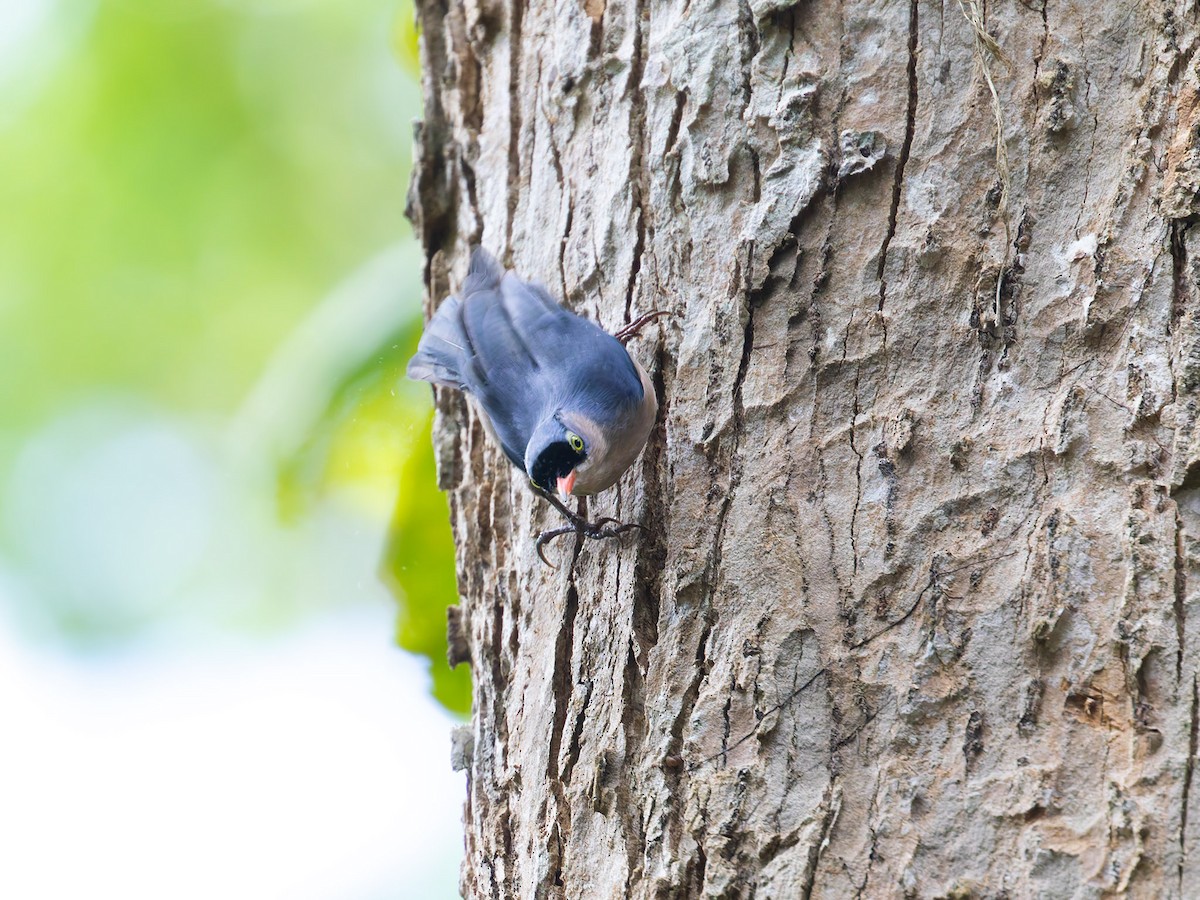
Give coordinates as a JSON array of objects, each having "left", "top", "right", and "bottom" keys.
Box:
[{"left": 409, "top": 248, "right": 645, "bottom": 470}]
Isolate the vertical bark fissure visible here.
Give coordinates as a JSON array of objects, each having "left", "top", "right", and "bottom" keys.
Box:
[
  {"left": 1170, "top": 219, "right": 1191, "bottom": 334},
  {"left": 665, "top": 89, "right": 687, "bottom": 157},
  {"left": 705, "top": 290, "right": 756, "bottom": 591},
  {"left": 538, "top": 560, "right": 584, "bottom": 898},
  {"left": 847, "top": 352, "right": 864, "bottom": 577},
  {"left": 631, "top": 341, "right": 670, "bottom": 654},
  {"left": 461, "top": 158, "right": 482, "bottom": 244},
  {"left": 852, "top": 769, "right": 886, "bottom": 900},
  {"left": 674, "top": 620, "right": 715, "bottom": 768},
  {"left": 542, "top": 56, "right": 572, "bottom": 303},
  {"left": 720, "top": 682, "right": 734, "bottom": 767},
  {"left": 619, "top": 642, "right": 649, "bottom": 893},
  {"left": 487, "top": 598, "right": 514, "bottom": 898},
  {"left": 876, "top": 0, "right": 919, "bottom": 312},
  {"left": 408, "top": 0, "right": 456, "bottom": 281},
  {"left": 562, "top": 678, "right": 594, "bottom": 785},
  {"left": 660, "top": 282, "right": 757, "bottom": 879},
  {"left": 1177, "top": 507, "right": 1188, "bottom": 681},
  {"left": 560, "top": 199, "right": 574, "bottom": 304},
  {"left": 504, "top": 0, "right": 525, "bottom": 257},
  {"left": 624, "top": 1, "right": 649, "bottom": 324},
  {"left": 489, "top": 602, "right": 510, "bottom": 748},
  {"left": 666, "top": 618, "right": 715, "bottom": 886},
  {"left": 1182, "top": 675, "right": 1199, "bottom": 892},
  {"left": 1071, "top": 19, "right": 1097, "bottom": 237},
  {"left": 1032, "top": 0, "right": 1049, "bottom": 108},
  {"left": 799, "top": 782, "right": 841, "bottom": 900},
  {"left": 548, "top": 577, "right": 582, "bottom": 785}
]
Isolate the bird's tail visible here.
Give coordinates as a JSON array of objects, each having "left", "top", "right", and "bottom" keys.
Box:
[{"left": 406, "top": 247, "right": 502, "bottom": 388}]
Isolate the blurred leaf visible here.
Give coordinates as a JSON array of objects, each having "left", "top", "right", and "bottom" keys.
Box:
[
  {"left": 279, "top": 316, "right": 471, "bottom": 716},
  {"left": 390, "top": 4, "right": 421, "bottom": 80},
  {"left": 0, "top": 0, "right": 419, "bottom": 428},
  {"left": 382, "top": 411, "right": 471, "bottom": 716},
  {"left": 276, "top": 314, "right": 424, "bottom": 524}
]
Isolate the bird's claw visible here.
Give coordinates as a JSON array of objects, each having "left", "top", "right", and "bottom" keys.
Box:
[
  {"left": 535, "top": 519, "right": 646, "bottom": 567},
  {"left": 614, "top": 309, "right": 673, "bottom": 345}
]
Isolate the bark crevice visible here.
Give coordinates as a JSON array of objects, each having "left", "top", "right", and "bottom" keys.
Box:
[
  {"left": 1182, "top": 675, "right": 1199, "bottom": 892},
  {"left": 504, "top": 0, "right": 525, "bottom": 257},
  {"left": 624, "top": 1, "right": 650, "bottom": 324},
  {"left": 876, "top": 0, "right": 919, "bottom": 312}
]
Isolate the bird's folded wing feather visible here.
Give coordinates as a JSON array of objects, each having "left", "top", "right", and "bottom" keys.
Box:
[{"left": 408, "top": 248, "right": 645, "bottom": 470}]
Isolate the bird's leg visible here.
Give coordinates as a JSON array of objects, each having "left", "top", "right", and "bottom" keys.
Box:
[
  {"left": 535, "top": 492, "right": 644, "bottom": 566},
  {"left": 613, "top": 309, "right": 673, "bottom": 345}
]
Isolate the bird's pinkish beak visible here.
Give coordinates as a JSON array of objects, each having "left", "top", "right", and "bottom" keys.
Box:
[{"left": 556, "top": 471, "right": 577, "bottom": 502}]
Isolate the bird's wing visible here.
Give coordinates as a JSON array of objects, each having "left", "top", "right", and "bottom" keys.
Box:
[
  {"left": 457, "top": 271, "right": 574, "bottom": 468},
  {"left": 409, "top": 248, "right": 563, "bottom": 469},
  {"left": 406, "top": 248, "right": 503, "bottom": 390},
  {"left": 496, "top": 271, "right": 645, "bottom": 398}
]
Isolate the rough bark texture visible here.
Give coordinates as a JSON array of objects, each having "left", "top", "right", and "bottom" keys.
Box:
[{"left": 407, "top": 0, "right": 1200, "bottom": 896}]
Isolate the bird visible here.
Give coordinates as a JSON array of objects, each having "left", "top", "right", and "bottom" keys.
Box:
[{"left": 407, "top": 247, "right": 667, "bottom": 565}]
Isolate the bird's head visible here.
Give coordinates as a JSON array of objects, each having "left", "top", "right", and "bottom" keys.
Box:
[{"left": 525, "top": 413, "right": 600, "bottom": 501}]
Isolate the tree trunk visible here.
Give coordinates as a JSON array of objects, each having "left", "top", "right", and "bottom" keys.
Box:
[{"left": 407, "top": 0, "right": 1200, "bottom": 895}]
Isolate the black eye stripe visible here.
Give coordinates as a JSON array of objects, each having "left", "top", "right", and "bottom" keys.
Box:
[{"left": 530, "top": 439, "right": 580, "bottom": 490}]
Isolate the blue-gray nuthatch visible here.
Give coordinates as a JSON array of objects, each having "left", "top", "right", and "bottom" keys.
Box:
[{"left": 407, "top": 248, "right": 666, "bottom": 563}]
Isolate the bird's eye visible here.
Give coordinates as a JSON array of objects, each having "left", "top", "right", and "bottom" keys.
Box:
[{"left": 567, "top": 432, "right": 584, "bottom": 453}]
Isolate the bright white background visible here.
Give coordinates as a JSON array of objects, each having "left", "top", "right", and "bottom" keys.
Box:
[
  {"left": 0, "top": 399, "right": 466, "bottom": 899},
  {"left": 0, "top": 603, "right": 464, "bottom": 900}
]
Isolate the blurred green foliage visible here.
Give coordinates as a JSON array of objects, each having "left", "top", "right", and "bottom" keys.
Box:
[
  {"left": 391, "top": 0, "right": 422, "bottom": 80},
  {"left": 0, "top": 0, "right": 415, "bottom": 423},
  {"left": 281, "top": 316, "right": 470, "bottom": 715},
  {"left": 383, "top": 411, "right": 472, "bottom": 714},
  {"left": 0, "top": 0, "right": 468, "bottom": 713}
]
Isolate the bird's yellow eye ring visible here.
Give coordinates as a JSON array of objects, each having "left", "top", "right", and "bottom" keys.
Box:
[{"left": 567, "top": 432, "right": 584, "bottom": 453}]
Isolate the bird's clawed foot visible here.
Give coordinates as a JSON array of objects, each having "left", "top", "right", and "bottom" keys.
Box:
[
  {"left": 614, "top": 309, "right": 673, "bottom": 345},
  {"left": 536, "top": 517, "right": 645, "bottom": 567}
]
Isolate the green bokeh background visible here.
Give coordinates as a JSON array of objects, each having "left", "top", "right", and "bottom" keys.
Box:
[{"left": 0, "top": 0, "right": 468, "bottom": 711}]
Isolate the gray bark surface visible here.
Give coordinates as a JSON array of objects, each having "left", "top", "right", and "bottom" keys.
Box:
[{"left": 407, "top": 0, "right": 1200, "bottom": 896}]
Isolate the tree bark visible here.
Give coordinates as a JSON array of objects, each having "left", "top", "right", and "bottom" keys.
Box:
[{"left": 407, "top": 0, "right": 1200, "bottom": 895}]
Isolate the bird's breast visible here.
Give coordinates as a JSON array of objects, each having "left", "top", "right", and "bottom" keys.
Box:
[{"left": 571, "top": 357, "right": 657, "bottom": 496}]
